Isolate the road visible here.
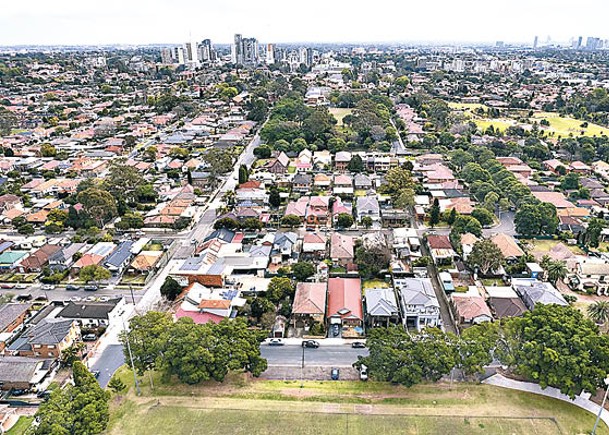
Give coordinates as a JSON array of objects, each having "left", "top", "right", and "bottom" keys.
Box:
[
  {"left": 261, "top": 345, "right": 368, "bottom": 367},
  {"left": 89, "top": 133, "right": 262, "bottom": 382},
  {"left": 483, "top": 211, "right": 516, "bottom": 237},
  {"left": 90, "top": 344, "right": 125, "bottom": 388}
]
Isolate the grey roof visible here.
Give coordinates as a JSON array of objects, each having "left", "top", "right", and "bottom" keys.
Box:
[
  {"left": 105, "top": 241, "right": 134, "bottom": 268},
  {"left": 9, "top": 319, "right": 74, "bottom": 352},
  {"left": 180, "top": 256, "right": 205, "bottom": 272},
  {"left": 49, "top": 243, "right": 89, "bottom": 264},
  {"left": 512, "top": 279, "right": 568, "bottom": 309},
  {"left": 204, "top": 229, "right": 235, "bottom": 244},
  {"left": 395, "top": 278, "right": 439, "bottom": 309},
  {"left": 354, "top": 174, "right": 372, "bottom": 187},
  {"left": 274, "top": 232, "right": 298, "bottom": 248},
  {"left": 365, "top": 288, "right": 399, "bottom": 317},
  {"left": 0, "top": 303, "right": 31, "bottom": 332},
  {"left": 293, "top": 173, "right": 312, "bottom": 184},
  {"left": 248, "top": 245, "right": 271, "bottom": 257},
  {"left": 57, "top": 298, "right": 122, "bottom": 320},
  {"left": 488, "top": 297, "right": 528, "bottom": 318},
  {"left": 0, "top": 356, "right": 46, "bottom": 383},
  {"left": 356, "top": 196, "right": 380, "bottom": 213}
]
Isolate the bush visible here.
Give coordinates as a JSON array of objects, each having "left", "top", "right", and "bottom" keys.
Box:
[{"left": 309, "top": 321, "right": 325, "bottom": 336}]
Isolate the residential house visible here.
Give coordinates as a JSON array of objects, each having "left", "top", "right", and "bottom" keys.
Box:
[
  {"left": 333, "top": 174, "right": 354, "bottom": 197},
  {"left": 271, "top": 232, "right": 299, "bottom": 265},
  {"left": 306, "top": 196, "right": 330, "bottom": 227},
  {"left": 291, "top": 282, "right": 327, "bottom": 330},
  {"left": 354, "top": 173, "right": 373, "bottom": 191},
  {"left": 364, "top": 287, "right": 400, "bottom": 327},
  {"left": 356, "top": 195, "right": 380, "bottom": 223},
  {"left": 0, "top": 357, "right": 52, "bottom": 391},
  {"left": 302, "top": 233, "right": 326, "bottom": 259},
  {"left": 334, "top": 151, "right": 352, "bottom": 171},
  {"left": 395, "top": 278, "right": 440, "bottom": 331},
  {"left": 176, "top": 282, "right": 246, "bottom": 324},
  {"left": 57, "top": 298, "right": 126, "bottom": 328},
  {"left": 543, "top": 158, "right": 567, "bottom": 174},
  {"left": 0, "top": 251, "right": 28, "bottom": 270},
  {"left": 129, "top": 250, "right": 163, "bottom": 274},
  {"left": 485, "top": 286, "right": 528, "bottom": 319},
  {"left": 460, "top": 233, "right": 478, "bottom": 261},
  {"left": 292, "top": 173, "right": 312, "bottom": 194},
  {"left": 17, "top": 244, "right": 61, "bottom": 273},
  {"left": 0, "top": 304, "right": 32, "bottom": 350},
  {"left": 8, "top": 319, "right": 79, "bottom": 359},
  {"left": 451, "top": 294, "right": 493, "bottom": 325},
  {"left": 284, "top": 197, "right": 308, "bottom": 222},
  {"left": 512, "top": 278, "right": 568, "bottom": 309},
  {"left": 490, "top": 233, "right": 524, "bottom": 262},
  {"left": 190, "top": 171, "right": 213, "bottom": 190},
  {"left": 313, "top": 173, "right": 332, "bottom": 191},
  {"left": 571, "top": 260, "right": 609, "bottom": 295},
  {"left": 104, "top": 241, "right": 134, "bottom": 276},
  {"left": 426, "top": 235, "right": 456, "bottom": 264},
  {"left": 48, "top": 243, "right": 89, "bottom": 272},
  {"left": 326, "top": 278, "right": 363, "bottom": 337},
  {"left": 330, "top": 233, "right": 354, "bottom": 266},
  {"left": 266, "top": 152, "right": 290, "bottom": 174}
]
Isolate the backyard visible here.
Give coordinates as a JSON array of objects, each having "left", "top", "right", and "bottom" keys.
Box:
[
  {"left": 106, "top": 368, "right": 609, "bottom": 435},
  {"left": 329, "top": 108, "right": 353, "bottom": 126}
]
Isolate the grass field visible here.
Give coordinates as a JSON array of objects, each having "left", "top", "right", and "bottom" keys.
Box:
[
  {"left": 329, "top": 108, "right": 353, "bottom": 126},
  {"left": 472, "top": 118, "right": 515, "bottom": 132},
  {"left": 6, "top": 417, "right": 33, "bottom": 435},
  {"left": 525, "top": 239, "right": 585, "bottom": 255},
  {"left": 533, "top": 112, "right": 609, "bottom": 137},
  {"left": 362, "top": 279, "right": 390, "bottom": 290},
  {"left": 107, "top": 367, "right": 609, "bottom": 435},
  {"left": 448, "top": 102, "right": 488, "bottom": 111}
]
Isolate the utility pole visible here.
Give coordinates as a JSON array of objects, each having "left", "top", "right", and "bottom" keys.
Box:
[
  {"left": 592, "top": 376, "right": 609, "bottom": 435},
  {"left": 123, "top": 320, "right": 141, "bottom": 396}
]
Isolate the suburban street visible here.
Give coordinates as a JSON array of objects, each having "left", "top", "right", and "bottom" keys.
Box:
[
  {"left": 90, "top": 344, "right": 125, "bottom": 388},
  {"left": 261, "top": 345, "right": 368, "bottom": 367}
]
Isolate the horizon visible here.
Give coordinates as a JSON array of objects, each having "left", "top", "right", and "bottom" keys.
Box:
[{"left": 1, "top": 0, "right": 607, "bottom": 47}]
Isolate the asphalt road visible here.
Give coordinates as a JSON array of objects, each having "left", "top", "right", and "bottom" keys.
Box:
[
  {"left": 260, "top": 345, "right": 368, "bottom": 367},
  {"left": 91, "top": 344, "right": 125, "bottom": 388}
]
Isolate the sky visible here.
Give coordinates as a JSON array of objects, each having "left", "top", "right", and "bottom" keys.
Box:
[{"left": 1, "top": 0, "right": 607, "bottom": 46}]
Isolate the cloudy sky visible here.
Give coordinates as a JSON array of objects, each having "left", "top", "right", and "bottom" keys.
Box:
[{"left": 1, "top": 0, "right": 606, "bottom": 46}]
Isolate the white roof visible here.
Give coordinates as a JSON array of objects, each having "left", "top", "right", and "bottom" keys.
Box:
[{"left": 485, "top": 286, "right": 519, "bottom": 299}]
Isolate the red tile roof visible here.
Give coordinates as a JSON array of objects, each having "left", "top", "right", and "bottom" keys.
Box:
[{"left": 327, "top": 278, "right": 362, "bottom": 321}]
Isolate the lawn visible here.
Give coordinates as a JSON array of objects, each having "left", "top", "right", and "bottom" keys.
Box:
[
  {"left": 107, "top": 368, "right": 609, "bottom": 435},
  {"left": 533, "top": 112, "right": 609, "bottom": 137},
  {"left": 329, "top": 108, "right": 353, "bottom": 126},
  {"left": 6, "top": 417, "right": 33, "bottom": 435},
  {"left": 472, "top": 118, "right": 515, "bottom": 132},
  {"left": 525, "top": 239, "right": 585, "bottom": 255},
  {"left": 448, "top": 102, "right": 488, "bottom": 111},
  {"left": 362, "top": 279, "right": 390, "bottom": 290}
]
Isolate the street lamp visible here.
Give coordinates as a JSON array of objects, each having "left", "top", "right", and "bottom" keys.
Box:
[
  {"left": 300, "top": 345, "right": 305, "bottom": 388},
  {"left": 592, "top": 375, "right": 609, "bottom": 435},
  {"left": 122, "top": 319, "right": 141, "bottom": 396}
]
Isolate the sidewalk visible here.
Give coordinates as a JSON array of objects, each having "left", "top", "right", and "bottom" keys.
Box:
[{"left": 483, "top": 373, "right": 609, "bottom": 426}]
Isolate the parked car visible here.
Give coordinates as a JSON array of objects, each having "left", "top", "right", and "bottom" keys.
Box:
[
  {"left": 351, "top": 341, "right": 366, "bottom": 349},
  {"left": 359, "top": 364, "right": 368, "bottom": 381},
  {"left": 91, "top": 370, "right": 100, "bottom": 379},
  {"left": 15, "top": 284, "right": 27, "bottom": 289},
  {"left": 268, "top": 338, "right": 284, "bottom": 346},
  {"left": 11, "top": 389, "right": 29, "bottom": 396},
  {"left": 66, "top": 285, "right": 80, "bottom": 291},
  {"left": 36, "top": 390, "right": 51, "bottom": 400},
  {"left": 84, "top": 285, "right": 98, "bottom": 291},
  {"left": 330, "top": 368, "right": 340, "bottom": 380},
  {"left": 16, "top": 294, "right": 32, "bottom": 301},
  {"left": 301, "top": 340, "right": 320, "bottom": 349},
  {"left": 0, "top": 283, "right": 14, "bottom": 289},
  {"left": 41, "top": 284, "right": 55, "bottom": 291},
  {"left": 82, "top": 334, "right": 97, "bottom": 342}
]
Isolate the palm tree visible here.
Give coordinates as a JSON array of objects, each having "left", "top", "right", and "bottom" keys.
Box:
[
  {"left": 546, "top": 260, "right": 567, "bottom": 285},
  {"left": 588, "top": 301, "right": 609, "bottom": 327}
]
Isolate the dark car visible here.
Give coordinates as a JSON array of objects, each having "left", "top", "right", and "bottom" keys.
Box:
[
  {"left": 82, "top": 334, "right": 97, "bottom": 342},
  {"left": 66, "top": 285, "right": 80, "bottom": 291},
  {"left": 330, "top": 368, "right": 340, "bottom": 380},
  {"left": 36, "top": 390, "right": 51, "bottom": 400},
  {"left": 351, "top": 342, "right": 366, "bottom": 349},
  {"left": 15, "top": 294, "right": 32, "bottom": 301},
  {"left": 11, "top": 388, "right": 28, "bottom": 396},
  {"left": 91, "top": 370, "right": 100, "bottom": 379},
  {"left": 301, "top": 340, "right": 320, "bottom": 349},
  {"left": 84, "top": 285, "right": 98, "bottom": 292}
]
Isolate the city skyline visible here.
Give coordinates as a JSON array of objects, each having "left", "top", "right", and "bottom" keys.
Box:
[{"left": 1, "top": 0, "right": 608, "bottom": 46}]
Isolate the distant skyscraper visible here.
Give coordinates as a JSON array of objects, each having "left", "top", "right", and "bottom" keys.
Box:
[
  {"left": 586, "top": 37, "right": 601, "bottom": 50},
  {"left": 232, "top": 34, "right": 258, "bottom": 65},
  {"left": 160, "top": 48, "right": 174, "bottom": 64},
  {"left": 533, "top": 36, "right": 539, "bottom": 49},
  {"left": 299, "top": 47, "right": 313, "bottom": 67},
  {"left": 198, "top": 39, "right": 214, "bottom": 62},
  {"left": 577, "top": 36, "right": 583, "bottom": 49},
  {"left": 266, "top": 43, "right": 275, "bottom": 64},
  {"left": 495, "top": 41, "right": 505, "bottom": 48}
]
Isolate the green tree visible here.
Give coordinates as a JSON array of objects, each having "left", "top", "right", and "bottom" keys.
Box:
[
  {"left": 33, "top": 361, "right": 110, "bottom": 435},
  {"left": 347, "top": 155, "right": 365, "bottom": 173},
  {"left": 497, "top": 304, "right": 609, "bottom": 399},
  {"left": 546, "top": 260, "right": 567, "bottom": 285},
  {"left": 428, "top": 198, "right": 441, "bottom": 227},
  {"left": 560, "top": 172, "right": 580, "bottom": 190},
  {"left": 168, "top": 147, "right": 189, "bottom": 160},
  {"left": 357, "top": 327, "right": 458, "bottom": 387},
  {"left": 381, "top": 166, "right": 414, "bottom": 197},
  {"left": 355, "top": 242, "right": 391, "bottom": 279},
  {"left": 77, "top": 188, "right": 118, "bottom": 226},
  {"left": 0, "top": 107, "right": 17, "bottom": 136},
  {"left": 107, "top": 376, "right": 126, "bottom": 394},
  {"left": 292, "top": 262, "right": 315, "bottom": 282},
  {"left": 253, "top": 145, "right": 272, "bottom": 159},
  {"left": 361, "top": 216, "right": 373, "bottom": 229},
  {"left": 238, "top": 164, "right": 249, "bottom": 184},
  {"left": 40, "top": 143, "right": 57, "bottom": 157},
  {"left": 458, "top": 323, "right": 499, "bottom": 375},
  {"left": 79, "top": 264, "right": 111, "bottom": 285},
  {"left": 202, "top": 148, "right": 233, "bottom": 183},
  {"left": 280, "top": 214, "right": 301, "bottom": 228},
  {"left": 266, "top": 277, "right": 294, "bottom": 303},
  {"left": 467, "top": 240, "right": 504, "bottom": 275},
  {"left": 213, "top": 217, "right": 239, "bottom": 230},
  {"left": 269, "top": 188, "right": 281, "bottom": 207},
  {"left": 160, "top": 276, "right": 182, "bottom": 301},
  {"left": 337, "top": 213, "right": 354, "bottom": 229},
  {"left": 588, "top": 301, "right": 609, "bottom": 326},
  {"left": 471, "top": 207, "right": 495, "bottom": 227},
  {"left": 120, "top": 311, "right": 173, "bottom": 375}
]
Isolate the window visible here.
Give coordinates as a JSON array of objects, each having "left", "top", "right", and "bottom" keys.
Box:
[
  {"left": 48, "top": 345, "right": 55, "bottom": 349},
  {"left": 33, "top": 345, "right": 41, "bottom": 349}
]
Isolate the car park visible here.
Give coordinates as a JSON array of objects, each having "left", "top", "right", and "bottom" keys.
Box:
[
  {"left": 351, "top": 341, "right": 366, "bottom": 349},
  {"left": 301, "top": 340, "right": 320, "bottom": 348},
  {"left": 268, "top": 338, "right": 284, "bottom": 346},
  {"left": 330, "top": 368, "right": 340, "bottom": 380}
]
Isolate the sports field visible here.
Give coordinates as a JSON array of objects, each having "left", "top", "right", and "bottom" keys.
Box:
[
  {"left": 532, "top": 112, "right": 609, "bottom": 137},
  {"left": 106, "top": 368, "right": 609, "bottom": 435},
  {"left": 329, "top": 108, "right": 353, "bottom": 126}
]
